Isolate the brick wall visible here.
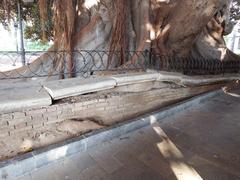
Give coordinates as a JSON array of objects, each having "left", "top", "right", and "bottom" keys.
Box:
[{"left": 0, "top": 82, "right": 223, "bottom": 139}]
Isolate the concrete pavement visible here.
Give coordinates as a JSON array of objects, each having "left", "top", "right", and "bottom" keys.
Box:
[{"left": 14, "top": 91, "right": 240, "bottom": 180}]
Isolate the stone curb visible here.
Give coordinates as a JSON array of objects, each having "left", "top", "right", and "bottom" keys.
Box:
[
  {"left": 43, "top": 72, "right": 160, "bottom": 100},
  {"left": 0, "top": 90, "right": 222, "bottom": 179},
  {"left": 1, "top": 72, "right": 238, "bottom": 113}
]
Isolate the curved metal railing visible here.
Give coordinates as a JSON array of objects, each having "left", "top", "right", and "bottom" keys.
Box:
[
  {"left": 0, "top": 50, "right": 148, "bottom": 80},
  {"left": 0, "top": 50, "right": 239, "bottom": 80}
]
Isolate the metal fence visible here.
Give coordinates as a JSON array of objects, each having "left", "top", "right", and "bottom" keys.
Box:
[
  {"left": 0, "top": 50, "right": 148, "bottom": 80},
  {"left": 0, "top": 50, "right": 239, "bottom": 80},
  {"left": 149, "top": 53, "right": 240, "bottom": 75}
]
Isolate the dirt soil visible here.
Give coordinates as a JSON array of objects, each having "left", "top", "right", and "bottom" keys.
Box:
[{"left": 0, "top": 119, "right": 104, "bottom": 161}]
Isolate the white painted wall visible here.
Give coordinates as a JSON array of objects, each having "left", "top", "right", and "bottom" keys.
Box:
[
  {"left": 226, "top": 21, "right": 240, "bottom": 55},
  {"left": 0, "top": 23, "right": 20, "bottom": 51}
]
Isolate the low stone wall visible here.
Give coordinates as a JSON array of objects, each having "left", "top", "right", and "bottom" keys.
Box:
[
  {"left": 1, "top": 72, "right": 238, "bottom": 113},
  {"left": 0, "top": 81, "right": 224, "bottom": 141}
]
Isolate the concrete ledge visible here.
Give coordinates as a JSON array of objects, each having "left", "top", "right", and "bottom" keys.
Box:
[
  {"left": 157, "top": 71, "right": 182, "bottom": 82},
  {"left": 0, "top": 86, "right": 52, "bottom": 114},
  {"left": 43, "top": 77, "right": 117, "bottom": 100},
  {"left": 181, "top": 76, "right": 239, "bottom": 86},
  {"left": 112, "top": 72, "right": 159, "bottom": 86},
  {"left": 43, "top": 73, "right": 160, "bottom": 100},
  {"left": 0, "top": 89, "right": 222, "bottom": 179},
  {"left": 157, "top": 71, "right": 240, "bottom": 86},
  {"left": 0, "top": 72, "right": 238, "bottom": 113}
]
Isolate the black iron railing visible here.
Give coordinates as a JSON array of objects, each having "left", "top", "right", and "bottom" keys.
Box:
[
  {"left": 0, "top": 50, "right": 239, "bottom": 80},
  {"left": 0, "top": 50, "right": 148, "bottom": 80},
  {"left": 149, "top": 54, "right": 240, "bottom": 75}
]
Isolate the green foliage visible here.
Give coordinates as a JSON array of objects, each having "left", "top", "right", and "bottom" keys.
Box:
[
  {"left": 0, "top": 1, "right": 53, "bottom": 42},
  {"left": 25, "top": 40, "right": 52, "bottom": 51},
  {"left": 23, "top": 3, "right": 53, "bottom": 42},
  {"left": 0, "top": 1, "right": 15, "bottom": 28}
]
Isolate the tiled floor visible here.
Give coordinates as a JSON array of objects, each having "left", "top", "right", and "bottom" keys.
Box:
[{"left": 17, "top": 92, "right": 240, "bottom": 180}]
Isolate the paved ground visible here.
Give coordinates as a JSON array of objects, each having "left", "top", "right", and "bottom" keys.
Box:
[{"left": 16, "top": 92, "right": 240, "bottom": 180}]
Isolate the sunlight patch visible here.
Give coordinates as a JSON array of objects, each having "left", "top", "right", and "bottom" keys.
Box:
[
  {"left": 152, "top": 122, "right": 203, "bottom": 180},
  {"left": 84, "top": 0, "right": 100, "bottom": 9},
  {"left": 47, "top": 146, "right": 68, "bottom": 161},
  {"left": 170, "top": 162, "right": 203, "bottom": 180}
]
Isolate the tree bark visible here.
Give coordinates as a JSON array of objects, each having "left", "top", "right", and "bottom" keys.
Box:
[
  {"left": 72, "top": 0, "right": 239, "bottom": 61},
  {"left": 2, "top": 0, "right": 240, "bottom": 80},
  {"left": 149, "top": 0, "right": 239, "bottom": 61}
]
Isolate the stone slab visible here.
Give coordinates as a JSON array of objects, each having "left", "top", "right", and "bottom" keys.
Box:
[
  {"left": 111, "top": 72, "right": 159, "bottom": 86},
  {"left": 43, "top": 77, "right": 117, "bottom": 100},
  {"left": 0, "top": 85, "right": 52, "bottom": 114},
  {"left": 181, "top": 76, "right": 240, "bottom": 86},
  {"left": 157, "top": 71, "right": 240, "bottom": 86}
]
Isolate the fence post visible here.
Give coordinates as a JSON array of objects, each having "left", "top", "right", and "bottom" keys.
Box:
[{"left": 17, "top": 0, "right": 26, "bottom": 66}]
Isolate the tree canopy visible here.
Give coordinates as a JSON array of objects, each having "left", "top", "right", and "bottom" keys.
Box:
[{"left": 0, "top": 0, "right": 53, "bottom": 42}]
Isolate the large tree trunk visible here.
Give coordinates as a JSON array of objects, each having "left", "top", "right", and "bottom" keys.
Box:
[
  {"left": 1, "top": 0, "right": 239, "bottom": 80},
  {"left": 58, "top": 0, "right": 240, "bottom": 62},
  {"left": 149, "top": 0, "right": 239, "bottom": 61}
]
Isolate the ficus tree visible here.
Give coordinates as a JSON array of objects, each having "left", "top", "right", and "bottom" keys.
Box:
[{"left": 1, "top": 0, "right": 240, "bottom": 78}]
